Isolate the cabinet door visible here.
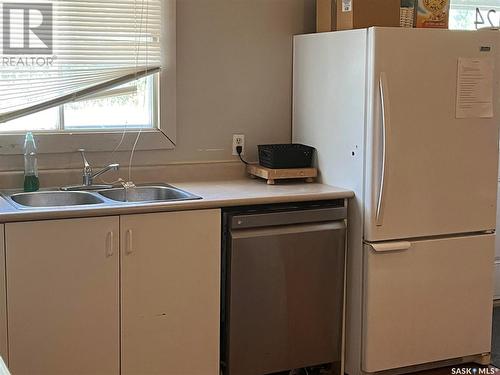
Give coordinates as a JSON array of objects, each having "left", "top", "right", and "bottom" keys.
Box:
[
  {"left": 0, "top": 225, "right": 7, "bottom": 365},
  {"left": 362, "top": 234, "right": 494, "bottom": 372},
  {"left": 495, "top": 179, "right": 500, "bottom": 299},
  {"left": 121, "top": 209, "right": 221, "bottom": 375},
  {"left": 6, "top": 217, "right": 120, "bottom": 375}
]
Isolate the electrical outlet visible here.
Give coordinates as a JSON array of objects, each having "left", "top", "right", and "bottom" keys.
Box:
[{"left": 232, "top": 134, "right": 245, "bottom": 156}]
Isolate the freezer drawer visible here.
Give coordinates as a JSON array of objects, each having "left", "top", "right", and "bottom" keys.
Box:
[
  {"left": 362, "top": 234, "right": 495, "bottom": 372},
  {"left": 227, "top": 222, "right": 345, "bottom": 375}
]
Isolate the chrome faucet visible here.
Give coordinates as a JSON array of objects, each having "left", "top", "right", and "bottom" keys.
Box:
[
  {"left": 61, "top": 149, "right": 119, "bottom": 191},
  {"left": 79, "top": 149, "right": 119, "bottom": 186}
]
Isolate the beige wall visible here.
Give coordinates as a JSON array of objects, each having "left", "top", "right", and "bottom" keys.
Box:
[{"left": 0, "top": 0, "right": 315, "bottom": 174}]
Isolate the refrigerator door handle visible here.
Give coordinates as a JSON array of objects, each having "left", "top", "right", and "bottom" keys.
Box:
[
  {"left": 366, "top": 241, "right": 412, "bottom": 253},
  {"left": 376, "top": 72, "right": 391, "bottom": 226}
]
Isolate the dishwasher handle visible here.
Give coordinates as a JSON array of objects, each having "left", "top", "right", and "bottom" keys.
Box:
[
  {"left": 230, "top": 221, "right": 346, "bottom": 239},
  {"left": 230, "top": 206, "right": 347, "bottom": 229}
]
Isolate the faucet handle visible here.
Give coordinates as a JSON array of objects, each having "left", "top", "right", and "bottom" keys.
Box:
[
  {"left": 78, "top": 149, "right": 91, "bottom": 170},
  {"left": 78, "top": 149, "right": 93, "bottom": 187}
]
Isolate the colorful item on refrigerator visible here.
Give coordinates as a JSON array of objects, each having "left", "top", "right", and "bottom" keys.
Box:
[{"left": 416, "top": 0, "right": 450, "bottom": 28}]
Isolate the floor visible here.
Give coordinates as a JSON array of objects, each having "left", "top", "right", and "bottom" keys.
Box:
[
  {"left": 492, "top": 306, "right": 500, "bottom": 367},
  {"left": 413, "top": 365, "right": 499, "bottom": 375},
  {"left": 273, "top": 364, "right": 497, "bottom": 375},
  {"left": 272, "top": 306, "right": 500, "bottom": 375}
]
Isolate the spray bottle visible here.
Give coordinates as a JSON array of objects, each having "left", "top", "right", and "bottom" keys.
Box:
[{"left": 23, "top": 132, "right": 39, "bottom": 192}]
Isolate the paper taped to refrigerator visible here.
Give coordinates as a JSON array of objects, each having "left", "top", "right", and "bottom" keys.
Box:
[{"left": 456, "top": 58, "right": 494, "bottom": 119}]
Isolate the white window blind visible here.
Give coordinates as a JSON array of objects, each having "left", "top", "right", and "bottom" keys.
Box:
[{"left": 0, "top": 0, "right": 161, "bottom": 123}]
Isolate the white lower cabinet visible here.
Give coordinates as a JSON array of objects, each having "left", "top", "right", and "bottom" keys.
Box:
[
  {"left": 0, "top": 225, "right": 7, "bottom": 365},
  {"left": 5, "top": 217, "right": 120, "bottom": 375},
  {"left": 121, "top": 209, "right": 221, "bottom": 375},
  {"left": 3, "top": 209, "right": 221, "bottom": 375},
  {"left": 494, "top": 179, "right": 500, "bottom": 299}
]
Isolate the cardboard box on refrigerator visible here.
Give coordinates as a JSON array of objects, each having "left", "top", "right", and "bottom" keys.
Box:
[
  {"left": 316, "top": 0, "right": 336, "bottom": 32},
  {"left": 316, "top": 0, "right": 401, "bottom": 32}
]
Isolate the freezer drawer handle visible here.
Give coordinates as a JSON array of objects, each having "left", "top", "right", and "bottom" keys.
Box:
[
  {"left": 376, "top": 72, "right": 391, "bottom": 227},
  {"left": 368, "top": 241, "right": 411, "bottom": 253}
]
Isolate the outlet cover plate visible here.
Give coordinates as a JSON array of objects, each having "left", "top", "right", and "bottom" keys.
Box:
[{"left": 232, "top": 134, "right": 245, "bottom": 156}]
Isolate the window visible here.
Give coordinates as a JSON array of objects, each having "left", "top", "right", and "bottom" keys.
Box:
[
  {"left": 0, "top": 0, "right": 161, "bottom": 133},
  {"left": 449, "top": 0, "right": 500, "bottom": 30},
  {"left": 1, "top": 76, "right": 157, "bottom": 132}
]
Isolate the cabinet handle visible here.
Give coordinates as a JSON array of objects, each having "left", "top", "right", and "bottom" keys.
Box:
[
  {"left": 126, "top": 229, "right": 133, "bottom": 255},
  {"left": 106, "top": 231, "right": 114, "bottom": 257}
]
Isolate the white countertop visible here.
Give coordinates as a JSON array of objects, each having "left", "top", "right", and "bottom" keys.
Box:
[{"left": 0, "top": 178, "right": 353, "bottom": 223}]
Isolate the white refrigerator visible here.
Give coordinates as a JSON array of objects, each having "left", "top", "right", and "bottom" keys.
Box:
[{"left": 293, "top": 28, "right": 500, "bottom": 374}]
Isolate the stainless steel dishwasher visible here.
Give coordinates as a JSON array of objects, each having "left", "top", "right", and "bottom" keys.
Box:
[{"left": 221, "top": 200, "right": 347, "bottom": 375}]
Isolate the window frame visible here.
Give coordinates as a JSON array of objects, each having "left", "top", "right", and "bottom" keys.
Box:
[{"left": 0, "top": 0, "right": 176, "bottom": 155}]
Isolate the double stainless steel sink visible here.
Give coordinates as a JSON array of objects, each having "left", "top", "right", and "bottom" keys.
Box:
[{"left": 3, "top": 184, "right": 201, "bottom": 209}]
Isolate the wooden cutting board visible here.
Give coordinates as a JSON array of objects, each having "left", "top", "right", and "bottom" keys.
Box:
[{"left": 247, "top": 164, "right": 317, "bottom": 185}]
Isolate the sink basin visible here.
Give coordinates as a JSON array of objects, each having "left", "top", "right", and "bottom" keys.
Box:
[
  {"left": 1, "top": 184, "right": 200, "bottom": 210},
  {"left": 98, "top": 185, "right": 200, "bottom": 203},
  {"left": 9, "top": 191, "right": 104, "bottom": 208}
]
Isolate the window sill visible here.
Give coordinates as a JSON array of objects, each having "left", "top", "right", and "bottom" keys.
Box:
[{"left": 0, "top": 129, "right": 175, "bottom": 155}]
